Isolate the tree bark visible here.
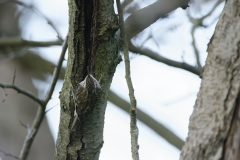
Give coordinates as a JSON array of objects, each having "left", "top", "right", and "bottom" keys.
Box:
[
  {"left": 180, "top": 0, "right": 240, "bottom": 159},
  {"left": 54, "top": 0, "right": 120, "bottom": 159}
]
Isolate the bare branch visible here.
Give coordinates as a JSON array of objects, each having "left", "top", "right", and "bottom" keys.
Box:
[
  {"left": 117, "top": 1, "right": 140, "bottom": 159},
  {"left": 12, "top": 68, "right": 17, "bottom": 85},
  {"left": 43, "top": 35, "right": 68, "bottom": 104},
  {"left": 109, "top": 90, "right": 184, "bottom": 150},
  {"left": 129, "top": 42, "right": 201, "bottom": 76},
  {"left": 0, "top": 37, "right": 62, "bottom": 47},
  {"left": 0, "top": 83, "right": 42, "bottom": 105},
  {"left": 0, "top": 149, "right": 19, "bottom": 159},
  {"left": 18, "top": 34, "right": 68, "bottom": 160},
  {"left": 190, "top": 26, "right": 202, "bottom": 71}
]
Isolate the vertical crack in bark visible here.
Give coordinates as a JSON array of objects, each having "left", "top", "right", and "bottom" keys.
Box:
[
  {"left": 75, "top": 0, "right": 94, "bottom": 154},
  {"left": 84, "top": 0, "right": 93, "bottom": 70},
  {"left": 67, "top": 0, "right": 95, "bottom": 158},
  {"left": 223, "top": 92, "right": 240, "bottom": 159}
]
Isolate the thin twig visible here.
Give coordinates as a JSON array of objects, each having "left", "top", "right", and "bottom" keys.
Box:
[
  {"left": 18, "top": 34, "right": 68, "bottom": 160},
  {"left": 12, "top": 68, "right": 17, "bottom": 85},
  {"left": 0, "top": 37, "right": 62, "bottom": 47},
  {"left": 190, "top": 26, "right": 202, "bottom": 71},
  {"left": 19, "top": 120, "right": 28, "bottom": 129},
  {"left": 43, "top": 35, "right": 68, "bottom": 104},
  {"left": 45, "top": 103, "right": 59, "bottom": 114},
  {"left": 0, "top": 83, "right": 42, "bottom": 105},
  {"left": 0, "top": 149, "right": 19, "bottom": 159},
  {"left": 2, "top": 88, "right": 7, "bottom": 103},
  {"left": 116, "top": 1, "right": 139, "bottom": 160}
]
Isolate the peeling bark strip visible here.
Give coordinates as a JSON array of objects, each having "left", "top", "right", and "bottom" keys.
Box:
[
  {"left": 54, "top": 0, "right": 120, "bottom": 159},
  {"left": 180, "top": 0, "right": 240, "bottom": 160}
]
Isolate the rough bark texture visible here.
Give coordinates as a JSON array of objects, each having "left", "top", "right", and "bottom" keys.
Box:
[
  {"left": 180, "top": 0, "right": 240, "bottom": 159},
  {"left": 54, "top": 0, "right": 120, "bottom": 159}
]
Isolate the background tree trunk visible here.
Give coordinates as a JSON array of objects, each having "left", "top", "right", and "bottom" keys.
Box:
[
  {"left": 180, "top": 0, "right": 240, "bottom": 159},
  {"left": 54, "top": 0, "right": 120, "bottom": 159}
]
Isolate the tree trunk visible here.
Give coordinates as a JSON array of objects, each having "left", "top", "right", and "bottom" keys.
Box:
[
  {"left": 54, "top": 0, "right": 120, "bottom": 159},
  {"left": 180, "top": 0, "right": 240, "bottom": 159}
]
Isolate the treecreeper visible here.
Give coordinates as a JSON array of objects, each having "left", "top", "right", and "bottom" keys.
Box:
[{"left": 70, "top": 71, "right": 102, "bottom": 130}]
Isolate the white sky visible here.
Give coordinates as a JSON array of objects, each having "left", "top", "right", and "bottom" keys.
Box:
[{"left": 22, "top": 0, "right": 225, "bottom": 159}]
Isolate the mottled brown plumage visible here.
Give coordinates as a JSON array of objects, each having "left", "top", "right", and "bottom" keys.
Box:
[
  {"left": 70, "top": 74, "right": 101, "bottom": 130},
  {"left": 74, "top": 74, "right": 101, "bottom": 116}
]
